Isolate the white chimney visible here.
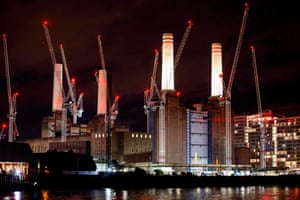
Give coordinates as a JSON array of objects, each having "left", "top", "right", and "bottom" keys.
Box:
[
  {"left": 161, "top": 33, "right": 175, "bottom": 91},
  {"left": 211, "top": 43, "right": 223, "bottom": 97}
]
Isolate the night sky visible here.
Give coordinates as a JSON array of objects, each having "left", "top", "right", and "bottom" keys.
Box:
[{"left": 0, "top": 0, "right": 299, "bottom": 139}]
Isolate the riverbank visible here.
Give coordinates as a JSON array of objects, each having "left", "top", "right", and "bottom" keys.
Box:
[
  {"left": 36, "top": 172, "right": 300, "bottom": 190},
  {"left": 2, "top": 172, "right": 300, "bottom": 192}
]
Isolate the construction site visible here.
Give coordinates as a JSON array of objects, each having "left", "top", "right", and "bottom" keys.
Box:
[{"left": 1, "top": 2, "right": 300, "bottom": 177}]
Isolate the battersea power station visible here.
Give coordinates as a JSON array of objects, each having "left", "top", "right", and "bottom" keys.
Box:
[
  {"left": 21, "top": 32, "right": 235, "bottom": 173},
  {"left": 19, "top": 8, "right": 300, "bottom": 173}
]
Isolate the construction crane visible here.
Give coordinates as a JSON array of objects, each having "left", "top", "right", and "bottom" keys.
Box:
[
  {"left": 59, "top": 43, "right": 84, "bottom": 124},
  {"left": 96, "top": 34, "right": 120, "bottom": 169},
  {"left": 223, "top": 2, "right": 250, "bottom": 165},
  {"left": 42, "top": 20, "right": 68, "bottom": 141},
  {"left": 96, "top": 34, "right": 120, "bottom": 125},
  {"left": 174, "top": 20, "right": 193, "bottom": 70},
  {"left": 43, "top": 21, "right": 83, "bottom": 141},
  {"left": 250, "top": 45, "right": 266, "bottom": 168},
  {"left": 144, "top": 49, "right": 160, "bottom": 133},
  {"left": 97, "top": 34, "right": 106, "bottom": 70},
  {"left": 2, "top": 34, "right": 19, "bottom": 142}
]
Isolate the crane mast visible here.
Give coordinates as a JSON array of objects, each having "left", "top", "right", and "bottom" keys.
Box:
[
  {"left": 42, "top": 20, "right": 66, "bottom": 100},
  {"left": 149, "top": 49, "right": 161, "bottom": 103},
  {"left": 224, "top": 3, "right": 249, "bottom": 165},
  {"left": 110, "top": 95, "right": 119, "bottom": 128},
  {"left": 96, "top": 34, "right": 119, "bottom": 123},
  {"left": 174, "top": 20, "right": 193, "bottom": 70},
  {"left": 43, "top": 21, "right": 57, "bottom": 66},
  {"left": 59, "top": 43, "right": 84, "bottom": 124},
  {"left": 251, "top": 45, "right": 266, "bottom": 168},
  {"left": 2, "top": 34, "right": 18, "bottom": 142},
  {"left": 97, "top": 34, "right": 106, "bottom": 70},
  {"left": 144, "top": 49, "right": 160, "bottom": 133},
  {"left": 226, "top": 3, "right": 249, "bottom": 96}
]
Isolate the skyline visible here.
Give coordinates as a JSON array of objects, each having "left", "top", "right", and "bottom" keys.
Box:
[{"left": 0, "top": 0, "right": 299, "bottom": 139}]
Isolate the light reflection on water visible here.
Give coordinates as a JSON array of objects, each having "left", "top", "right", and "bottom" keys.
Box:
[{"left": 1, "top": 186, "right": 299, "bottom": 200}]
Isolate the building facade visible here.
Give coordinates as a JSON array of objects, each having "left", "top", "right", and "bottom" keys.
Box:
[
  {"left": 234, "top": 110, "right": 300, "bottom": 169},
  {"left": 22, "top": 116, "right": 152, "bottom": 169}
]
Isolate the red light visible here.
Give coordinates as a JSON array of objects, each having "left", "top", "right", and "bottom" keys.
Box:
[
  {"left": 187, "top": 20, "right": 193, "bottom": 26},
  {"left": 2, "top": 33, "right": 6, "bottom": 38},
  {"left": 2, "top": 123, "right": 7, "bottom": 129},
  {"left": 115, "top": 95, "right": 120, "bottom": 100},
  {"left": 71, "top": 78, "right": 76, "bottom": 84},
  {"left": 43, "top": 20, "right": 48, "bottom": 25},
  {"left": 13, "top": 92, "right": 19, "bottom": 97},
  {"left": 244, "top": 2, "right": 249, "bottom": 8},
  {"left": 250, "top": 45, "right": 255, "bottom": 50},
  {"left": 79, "top": 92, "right": 84, "bottom": 96},
  {"left": 176, "top": 91, "right": 181, "bottom": 96},
  {"left": 144, "top": 89, "right": 150, "bottom": 94}
]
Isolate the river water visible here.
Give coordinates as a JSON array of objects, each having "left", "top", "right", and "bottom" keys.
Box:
[{"left": 1, "top": 186, "right": 299, "bottom": 199}]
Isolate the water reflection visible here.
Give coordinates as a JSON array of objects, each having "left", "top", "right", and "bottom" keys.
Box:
[{"left": 1, "top": 186, "right": 299, "bottom": 200}]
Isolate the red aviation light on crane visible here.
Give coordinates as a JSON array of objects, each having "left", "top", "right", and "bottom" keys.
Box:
[
  {"left": 71, "top": 77, "right": 76, "bottom": 84},
  {"left": 2, "top": 123, "right": 7, "bottom": 129},
  {"left": 13, "top": 92, "right": 19, "bottom": 97},
  {"left": 115, "top": 95, "right": 120, "bottom": 100},
  {"left": 250, "top": 45, "right": 255, "bottom": 50},
  {"left": 176, "top": 91, "right": 181, "bottom": 97},
  {"left": 144, "top": 88, "right": 150, "bottom": 95},
  {"left": 244, "top": 2, "right": 250, "bottom": 8},
  {"left": 2, "top": 33, "right": 6, "bottom": 38},
  {"left": 187, "top": 19, "right": 193, "bottom": 26},
  {"left": 43, "top": 20, "right": 48, "bottom": 26},
  {"left": 219, "top": 96, "right": 225, "bottom": 102}
]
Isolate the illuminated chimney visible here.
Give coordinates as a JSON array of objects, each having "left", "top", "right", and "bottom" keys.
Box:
[
  {"left": 161, "top": 33, "right": 174, "bottom": 91},
  {"left": 97, "top": 69, "right": 107, "bottom": 115},
  {"left": 52, "top": 63, "right": 63, "bottom": 112},
  {"left": 211, "top": 43, "right": 223, "bottom": 97}
]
